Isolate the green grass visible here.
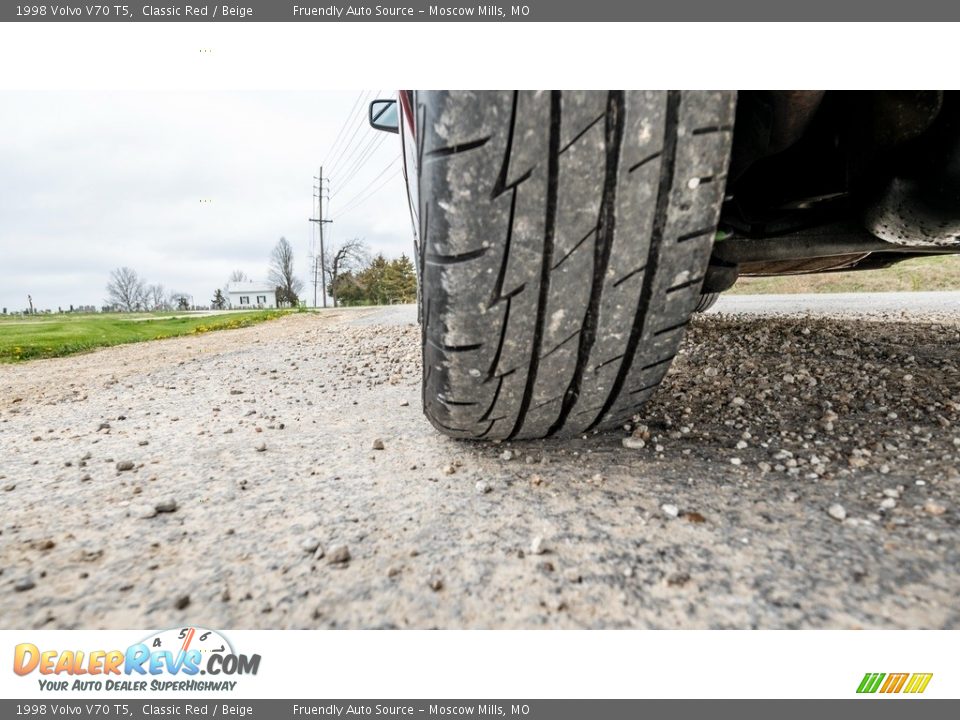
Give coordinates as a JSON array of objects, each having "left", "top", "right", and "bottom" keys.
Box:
[
  {"left": 729, "top": 254, "right": 960, "bottom": 295},
  {"left": 0, "top": 310, "right": 288, "bottom": 363}
]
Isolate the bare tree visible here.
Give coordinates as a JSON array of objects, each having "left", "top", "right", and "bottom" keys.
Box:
[
  {"left": 228, "top": 269, "right": 249, "bottom": 283},
  {"left": 268, "top": 237, "right": 303, "bottom": 306},
  {"left": 106, "top": 267, "right": 146, "bottom": 312},
  {"left": 324, "top": 238, "right": 369, "bottom": 308},
  {"left": 146, "top": 283, "right": 168, "bottom": 311}
]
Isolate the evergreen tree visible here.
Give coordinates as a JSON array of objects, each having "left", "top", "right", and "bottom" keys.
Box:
[
  {"left": 387, "top": 254, "right": 417, "bottom": 303},
  {"left": 331, "top": 271, "right": 367, "bottom": 306},
  {"left": 360, "top": 254, "right": 391, "bottom": 305}
]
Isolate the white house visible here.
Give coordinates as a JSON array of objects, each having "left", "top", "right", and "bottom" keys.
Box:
[{"left": 225, "top": 281, "right": 276, "bottom": 309}]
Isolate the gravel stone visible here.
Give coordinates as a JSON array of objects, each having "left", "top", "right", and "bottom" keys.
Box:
[
  {"left": 327, "top": 544, "right": 351, "bottom": 564},
  {"left": 155, "top": 498, "right": 178, "bottom": 514},
  {"left": 924, "top": 500, "right": 947, "bottom": 516},
  {"left": 828, "top": 504, "right": 847, "bottom": 521},
  {"left": 300, "top": 538, "right": 321, "bottom": 554},
  {"left": 14, "top": 577, "right": 36, "bottom": 592}
]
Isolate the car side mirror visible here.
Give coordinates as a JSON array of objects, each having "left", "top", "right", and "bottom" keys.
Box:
[{"left": 369, "top": 99, "right": 400, "bottom": 134}]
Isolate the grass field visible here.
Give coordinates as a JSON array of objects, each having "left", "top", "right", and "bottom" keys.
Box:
[
  {"left": 0, "top": 310, "right": 288, "bottom": 363},
  {"left": 2, "top": 255, "right": 957, "bottom": 362},
  {"left": 730, "top": 254, "right": 960, "bottom": 295}
]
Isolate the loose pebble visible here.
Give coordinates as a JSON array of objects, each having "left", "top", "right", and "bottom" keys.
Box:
[
  {"left": 300, "top": 537, "right": 321, "bottom": 555},
  {"left": 327, "top": 544, "right": 351, "bottom": 564},
  {"left": 155, "top": 498, "right": 178, "bottom": 514},
  {"left": 924, "top": 500, "right": 947, "bottom": 516},
  {"left": 661, "top": 504, "right": 680, "bottom": 518}
]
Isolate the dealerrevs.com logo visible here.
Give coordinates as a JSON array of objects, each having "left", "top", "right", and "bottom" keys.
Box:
[
  {"left": 13, "top": 627, "right": 261, "bottom": 692},
  {"left": 857, "top": 673, "right": 933, "bottom": 695}
]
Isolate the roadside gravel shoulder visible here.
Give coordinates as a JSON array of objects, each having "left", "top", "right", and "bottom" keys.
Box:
[{"left": 1, "top": 303, "right": 957, "bottom": 629}]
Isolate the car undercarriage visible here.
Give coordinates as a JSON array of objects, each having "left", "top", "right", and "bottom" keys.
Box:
[{"left": 707, "top": 91, "right": 960, "bottom": 295}]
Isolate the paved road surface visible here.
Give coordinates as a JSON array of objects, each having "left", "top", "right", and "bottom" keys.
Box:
[{"left": 1, "top": 295, "right": 958, "bottom": 628}]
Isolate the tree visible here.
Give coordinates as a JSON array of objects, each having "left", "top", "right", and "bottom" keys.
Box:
[
  {"left": 268, "top": 237, "right": 303, "bottom": 307},
  {"left": 324, "top": 237, "right": 369, "bottom": 307},
  {"left": 329, "top": 252, "right": 419, "bottom": 306},
  {"left": 385, "top": 254, "right": 417, "bottom": 303},
  {"left": 146, "top": 283, "right": 168, "bottom": 311},
  {"left": 211, "top": 289, "right": 226, "bottom": 309},
  {"left": 106, "top": 267, "right": 146, "bottom": 312},
  {"left": 330, "top": 271, "right": 367, "bottom": 306},
  {"left": 357, "top": 254, "right": 391, "bottom": 305},
  {"left": 169, "top": 292, "right": 191, "bottom": 311},
  {"left": 223, "top": 270, "right": 249, "bottom": 299}
]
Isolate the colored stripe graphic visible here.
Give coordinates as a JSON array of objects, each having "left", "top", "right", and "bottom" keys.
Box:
[
  {"left": 880, "top": 673, "right": 909, "bottom": 693},
  {"left": 857, "top": 673, "right": 885, "bottom": 694},
  {"left": 904, "top": 673, "right": 933, "bottom": 694},
  {"left": 857, "top": 672, "right": 932, "bottom": 694}
]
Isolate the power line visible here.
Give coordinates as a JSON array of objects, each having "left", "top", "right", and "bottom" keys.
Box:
[
  {"left": 335, "top": 171, "right": 402, "bottom": 219},
  {"left": 328, "top": 122, "right": 377, "bottom": 180},
  {"left": 323, "top": 92, "right": 371, "bottom": 177},
  {"left": 326, "top": 88, "right": 387, "bottom": 180},
  {"left": 331, "top": 132, "right": 390, "bottom": 198},
  {"left": 333, "top": 155, "right": 400, "bottom": 213},
  {"left": 325, "top": 89, "right": 379, "bottom": 178},
  {"left": 332, "top": 128, "right": 386, "bottom": 189},
  {"left": 320, "top": 90, "right": 364, "bottom": 170},
  {"left": 334, "top": 165, "right": 402, "bottom": 220}
]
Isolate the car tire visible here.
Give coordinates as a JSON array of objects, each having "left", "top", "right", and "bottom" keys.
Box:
[
  {"left": 416, "top": 90, "right": 735, "bottom": 440},
  {"left": 694, "top": 292, "right": 720, "bottom": 313}
]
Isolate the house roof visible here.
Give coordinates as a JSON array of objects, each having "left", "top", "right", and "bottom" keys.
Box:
[{"left": 226, "top": 282, "right": 275, "bottom": 293}]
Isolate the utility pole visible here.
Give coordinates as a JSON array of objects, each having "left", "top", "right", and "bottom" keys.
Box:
[{"left": 308, "top": 166, "right": 332, "bottom": 308}]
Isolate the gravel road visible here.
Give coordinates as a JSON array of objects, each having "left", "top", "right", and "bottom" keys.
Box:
[
  {"left": 1, "top": 297, "right": 958, "bottom": 629},
  {"left": 714, "top": 291, "right": 960, "bottom": 319}
]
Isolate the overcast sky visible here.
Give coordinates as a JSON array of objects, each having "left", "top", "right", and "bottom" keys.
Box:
[{"left": 0, "top": 90, "right": 410, "bottom": 312}]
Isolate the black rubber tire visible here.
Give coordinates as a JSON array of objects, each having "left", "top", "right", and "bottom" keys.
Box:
[
  {"left": 694, "top": 292, "right": 720, "bottom": 313},
  {"left": 416, "top": 90, "right": 736, "bottom": 440}
]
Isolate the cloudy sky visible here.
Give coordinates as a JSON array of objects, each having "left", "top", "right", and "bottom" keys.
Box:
[{"left": 0, "top": 90, "right": 410, "bottom": 312}]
